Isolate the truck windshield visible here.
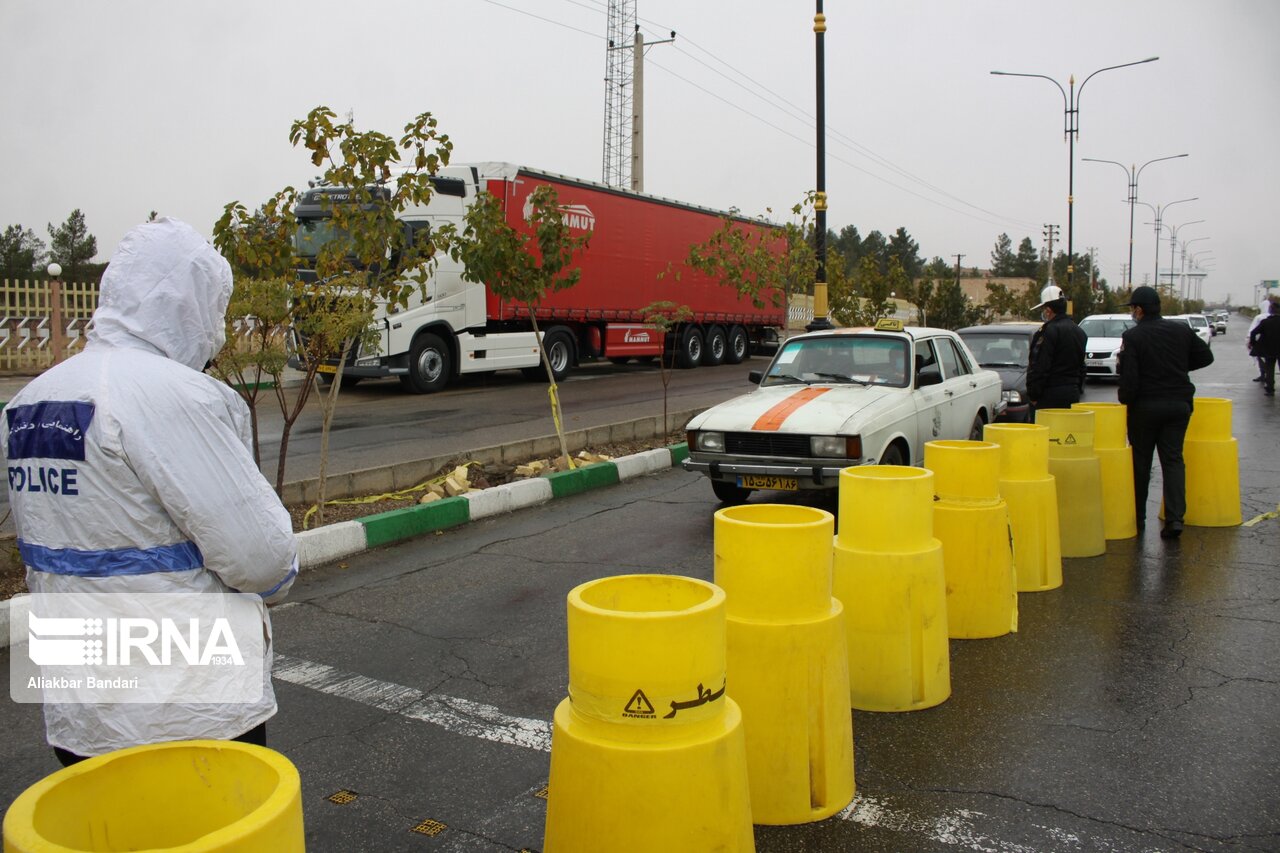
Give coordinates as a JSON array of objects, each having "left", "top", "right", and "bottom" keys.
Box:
[{"left": 294, "top": 217, "right": 351, "bottom": 259}]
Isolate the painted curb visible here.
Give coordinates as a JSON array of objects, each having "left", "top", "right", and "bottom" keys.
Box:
[{"left": 0, "top": 444, "right": 689, "bottom": 647}]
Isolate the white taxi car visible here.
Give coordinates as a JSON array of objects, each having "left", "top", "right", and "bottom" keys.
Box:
[{"left": 684, "top": 320, "right": 1005, "bottom": 503}]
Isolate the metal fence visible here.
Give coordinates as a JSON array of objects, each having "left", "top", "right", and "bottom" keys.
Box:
[{"left": 0, "top": 278, "right": 98, "bottom": 374}]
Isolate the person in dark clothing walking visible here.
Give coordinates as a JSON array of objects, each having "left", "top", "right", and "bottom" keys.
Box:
[
  {"left": 1118, "top": 286, "right": 1214, "bottom": 539},
  {"left": 1247, "top": 300, "right": 1280, "bottom": 396},
  {"left": 1026, "top": 284, "right": 1088, "bottom": 412}
]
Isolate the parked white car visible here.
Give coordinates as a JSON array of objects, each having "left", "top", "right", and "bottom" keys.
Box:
[
  {"left": 1078, "top": 313, "right": 1135, "bottom": 379},
  {"left": 1170, "top": 314, "right": 1213, "bottom": 346},
  {"left": 683, "top": 320, "right": 1005, "bottom": 503}
]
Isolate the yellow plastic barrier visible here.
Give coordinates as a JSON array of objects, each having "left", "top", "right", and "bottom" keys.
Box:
[
  {"left": 3, "top": 740, "right": 304, "bottom": 853},
  {"left": 543, "top": 574, "right": 753, "bottom": 852},
  {"left": 1036, "top": 408, "right": 1106, "bottom": 558},
  {"left": 983, "top": 423, "right": 1062, "bottom": 592},
  {"left": 831, "top": 466, "right": 950, "bottom": 712},
  {"left": 924, "top": 441, "right": 1017, "bottom": 639},
  {"left": 1073, "top": 402, "right": 1138, "bottom": 540},
  {"left": 714, "top": 504, "right": 854, "bottom": 824},
  {"left": 1182, "top": 397, "right": 1242, "bottom": 526}
]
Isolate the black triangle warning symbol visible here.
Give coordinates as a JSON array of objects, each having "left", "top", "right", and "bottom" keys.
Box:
[
  {"left": 625, "top": 689, "right": 655, "bottom": 715},
  {"left": 1065, "top": 433, "right": 1077, "bottom": 444}
]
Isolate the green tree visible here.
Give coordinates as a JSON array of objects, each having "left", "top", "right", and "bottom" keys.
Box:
[
  {"left": 1014, "top": 237, "right": 1039, "bottom": 277},
  {"left": 0, "top": 225, "right": 46, "bottom": 279},
  {"left": 47, "top": 210, "right": 97, "bottom": 281},
  {"left": 453, "top": 184, "right": 591, "bottom": 470},
  {"left": 860, "top": 230, "right": 888, "bottom": 274},
  {"left": 989, "top": 233, "right": 1016, "bottom": 276},
  {"left": 212, "top": 106, "right": 454, "bottom": 516},
  {"left": 830, "top": 224, "right": 862, "bottom": 275},
  {"left": 685, "top": 193, "right": 818, "bottom": 326},
  {"left": 886, "top": 227, "right": 922, "bottom": 280},
  {"left": 927, "top": 277, "right": 982, "bottom": 330},
  {"left": 640, "top": 300, "right": 694, "bottom": 433}
]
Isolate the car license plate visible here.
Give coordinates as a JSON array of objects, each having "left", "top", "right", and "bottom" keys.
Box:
[
  {"left": 316, "top": 364, "right": 337, "bottom": 374},
  {"left": 738, "top": 475, "right": 798, "bottom": 491}
]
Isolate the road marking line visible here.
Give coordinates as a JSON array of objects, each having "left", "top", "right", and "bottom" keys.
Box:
[{"left": 273, "top": 654, "right": 552, "bottom": 752}]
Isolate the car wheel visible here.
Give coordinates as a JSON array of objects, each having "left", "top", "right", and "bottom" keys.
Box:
[
  {"left": 724, "top": 325, "right": 749, "bottom": 364},
  {"left": 702, "top": 326, "right": 727, "bottom": 366},
  {"left": 523, "top": 328, "right": 574, "bottom": 382},
  {"left": 880, "top": 443, "right": 907, "bottom": 466},
  {"left": 969, "top": 413, "right": 986, "bottom": 441},
  {"left": 711, "top": 479, "right": 751, "bottom": 504},
  {"left": 676, "top": 325, "right": 704, "bottom": 369},
  {"left": 400, "top": 333, "right": 450, "bottom": 394}
]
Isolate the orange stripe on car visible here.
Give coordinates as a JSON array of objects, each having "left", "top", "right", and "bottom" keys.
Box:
[{"left": 752, "top": 387, "right": 831, "bottom": 431}]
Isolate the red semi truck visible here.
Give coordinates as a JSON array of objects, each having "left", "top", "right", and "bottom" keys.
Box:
[{"left": 294, "top": 162, "right": 785, "bottom": 392}]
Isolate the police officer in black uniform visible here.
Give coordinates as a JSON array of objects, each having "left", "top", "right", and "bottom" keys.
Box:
[
  {"left": 1026, "top": 284, "right": 1088, "bottom": 413},
  {"left": 1118, "top": 285, "right": 1214, "bottom": 538}
]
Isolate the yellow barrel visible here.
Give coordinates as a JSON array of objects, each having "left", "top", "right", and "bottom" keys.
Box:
[
  {"left": 1183, "top": 398, "right": 1242, "bottom": 527},
  {"left": 924, "top": 441, "right": 1017, "bottom": 639},
  {"left": 3, "top": 741, "right": 304, "bottom": 853},
  {"left": 544, "top": 575, "right": 753, "bottom": 852},
  {"left": 984, "top": 423, "right": 1062, "bottom": 592},
  {"left": 1037, "top": 409, "right": 1106, "bottom": 557},
  {"left": 832, "top": 466, "right": 950, "bottom": 712},
  {"left": 1185, "top": 397, "right": 1232, "bottom": 442},
  {"left": 1073, "top": 403, "right": 1137, "bottom": 540},
  {"left": 714, "top": 505, "right": 854, "bottom": 825},
  {"left": 1072, "top": 402, "right": 1127, "bottom": 450}
]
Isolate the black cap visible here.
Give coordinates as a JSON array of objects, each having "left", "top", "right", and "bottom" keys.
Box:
[{"left": 1128, "top": 285, "right": 1160, "bottom": 308}]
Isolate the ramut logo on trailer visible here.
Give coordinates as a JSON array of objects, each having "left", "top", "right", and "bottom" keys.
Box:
[{"left": 522, "top": 194, "right": 595, "bottom": 232}]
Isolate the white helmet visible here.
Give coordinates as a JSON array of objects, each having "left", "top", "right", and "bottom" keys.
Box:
[{"left": 1033, "top": 284, "right": 1066, "bottom": 311}]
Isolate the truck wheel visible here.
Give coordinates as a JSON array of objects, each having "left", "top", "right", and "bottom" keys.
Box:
[
  {"left": 401, "top": 333, "right": 450, "bottom": 394},
  {"left": 523, "top": 328, "right": 574, "bottom": 382},
  {"left": 711, "top": 480, "right": 752, "bottom": 504},
  {"left": 702, "top": 326, "right": 727, "bottom": 366},
  {"left": 724, "top": 326, "right": 749, "bottom": 364},
  {"left": 676, "top": 325, "right": 704, "bottom": 369}
]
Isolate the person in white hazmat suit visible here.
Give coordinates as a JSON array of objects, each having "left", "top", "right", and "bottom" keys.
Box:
[{"left": 1, "top": 218, "right": 297, "bottom": 764}]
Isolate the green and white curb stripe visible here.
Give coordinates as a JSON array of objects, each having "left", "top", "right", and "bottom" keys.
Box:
[
  {"left": 299, "top": 443, "right": 688, "bottom": 564},
  {"left": 0, "top": 444, "right": 690, "bottom": 648}
]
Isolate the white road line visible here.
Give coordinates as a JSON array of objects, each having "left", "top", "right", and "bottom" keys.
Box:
[
  {"left": 273, "top": 654, "right": 552, "bottom": 752},
  {"left": 275, "top": 654, "right": 1159, "bottom": 852}
]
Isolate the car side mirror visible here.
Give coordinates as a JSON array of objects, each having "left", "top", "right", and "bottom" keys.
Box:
[
  {"left": 916, "top": 371, "right": 943, "bottom": 388},
  {"left": 748, "top": 370, "right": 763, "bottom": 385}
]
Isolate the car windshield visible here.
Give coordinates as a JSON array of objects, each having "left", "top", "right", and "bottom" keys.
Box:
[
  {"left": 1078, "top": 318, "right": 1135, "bottom": 338},
  {"left": 958, "top": 333, "right": 1030, "bottom": 368},
  {"left": 764, "top": 335, "right": 910, "bottom": 387}
]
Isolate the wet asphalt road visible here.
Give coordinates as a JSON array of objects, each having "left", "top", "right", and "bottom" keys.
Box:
[{"left": 2, "top": 348, "right": 1277, "bottom": 852}]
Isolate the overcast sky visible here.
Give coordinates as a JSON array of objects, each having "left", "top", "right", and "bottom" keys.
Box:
[{"left": 3, "top": 0, "right": 1277, "bottom": 306}]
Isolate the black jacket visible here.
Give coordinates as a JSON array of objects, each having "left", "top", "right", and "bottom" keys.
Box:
[
  {"left": 1026, "top": 313, "right": 1087, "bottom": 401},
  {"left": 1249, "top": 313, "right": 1280, "bottom": 358},
  {"left": 1118, "top": 314, "right": 1214, "bottom": 405}
]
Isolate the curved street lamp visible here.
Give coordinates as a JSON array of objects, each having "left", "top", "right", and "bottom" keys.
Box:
[
  {"left": 1135, "top": 197, "right": 1197, "bottom": 293},
  {"left": 991, "top": 56, "right": 1158, "bottom": 295},
  {"left": 1162, "top": 219, "right": 1204, "bottom": 295},
  {"left": 1082, "top": 153, "right": 1187, "bottom": 288}
]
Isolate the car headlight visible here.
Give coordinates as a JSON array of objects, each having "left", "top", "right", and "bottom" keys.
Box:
[
  {"left": 691, "top": 430, "right": 725, "bottom": 452},
  {"left": 1001, "top": 390, "right": 1023, "bottom": 404},
  {"left": 810, "top": 435, "right": 862, "bottom": 458}
]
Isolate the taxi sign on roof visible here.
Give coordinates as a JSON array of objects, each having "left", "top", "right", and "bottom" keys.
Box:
[{"left": 874, "top": 318, "right": 905, "bottom": 332}]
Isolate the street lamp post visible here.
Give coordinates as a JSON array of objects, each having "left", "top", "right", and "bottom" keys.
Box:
[
  {"left": 1162, "top": 220, "right": 1204, "bottom": 297},
  {"left": 991, "top": 57, "right": 1158, "bottom": 298},
  {"left": 1180, "top": 236, "right": 1210, "bottom": 298},
  {"left": 1081, "top": 154, "right": 1187, "bottom": 291},
  {"left": 806, "top": 1, "right": 832, "bottom": 332},
  {"left": 1135, "top": 197, "right": 1197, "bottom": 296},
  {"left": 46, "top": 262, "right": 66, "bottom": 364}
]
